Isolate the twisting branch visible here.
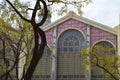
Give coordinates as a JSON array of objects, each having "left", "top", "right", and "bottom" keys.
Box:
[
  {"left": 31, "top": 0, "right": 40, "bottom": 22},
  {"left": 96, "top": 63, "right": 118, "bottom": 80},
  {"left": 36, "top": 0, "right": 48, "bottom": 26},
  {"left": 91, "top": 46, "right": 119, "bottom": 80},
  {"left": 5, "top": 0, "right": 31, "bottom": 22}
]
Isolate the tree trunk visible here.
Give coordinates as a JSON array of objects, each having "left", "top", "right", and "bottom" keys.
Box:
[{"left": 23, "top": 26, "right": 46, "bottom": 80}]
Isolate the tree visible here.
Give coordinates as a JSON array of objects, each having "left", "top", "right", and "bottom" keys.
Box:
[
  {"left": 0, "top": 18, "right": 33, "bottom": 80},
  {"left": 0, "top": 0, "right": 91, "bottom": 80},
  {"left": 82, "top": 44, "right": 120, "bottom": 80},
  {"left": 0, "top": 1, "right": 34, "bottom": 80}
]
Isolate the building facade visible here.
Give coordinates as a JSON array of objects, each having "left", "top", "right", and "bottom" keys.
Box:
[{"left": 32, "top": 11, "right": 119, "bottom": 80}]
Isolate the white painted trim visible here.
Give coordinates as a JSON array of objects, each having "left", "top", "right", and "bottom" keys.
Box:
[
  {"left": 43, "top": 12, "right": 117, "bottom": 35},
  {"left": 46, "top": 44, "right": 52, "bottom": 52},
  {"left": 72, "top": 15, "right": 117, "bottom": 35},
  {"left": 57, "top": 28, "right": 86, "bottom": 41}
]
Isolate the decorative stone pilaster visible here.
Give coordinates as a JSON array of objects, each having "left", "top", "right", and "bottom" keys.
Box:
[
  {"left": 85, "top": 25, "right": 91, "bottom": 80},
  {"left": 18, "top": 51, "right": 26, "bottom": 79},
  {"left": 117, "top": 23, "right": 120, "bottom": 80},
  {"left": 51, "top": 27, "right": 57, "bottom": 80},
  {"left": 117, "top": 24, "right": 120, "bottom": 55}
]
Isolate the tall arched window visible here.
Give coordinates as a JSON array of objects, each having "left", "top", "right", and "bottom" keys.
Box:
[
  {"left": 58, "top": 29, "right": 86, "bottom": 54},
  {"left": 91, "top": 41, "right": 115, "bottom": 80},
  {"left": 57, "top": 29, "right": 86, "bottom": 79}
]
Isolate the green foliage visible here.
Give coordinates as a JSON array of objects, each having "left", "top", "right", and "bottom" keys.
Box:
[
  {"left": 47, "top": 0, "right": 92, "bottom": 16},
  {"left": 0, "top": 18, "right": 10, "bottom": 33},
  {"left": 81, "top": 45, "right": 120, "bottom": 80},
  {"left": 0, "top": 0, "right": 34, "bottom": 79},
  {"left": 0, "top": 0, "right": 30, "bottom": 28}
]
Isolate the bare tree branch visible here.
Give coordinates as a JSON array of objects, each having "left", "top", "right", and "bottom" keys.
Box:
[
  {"left": 5, "top": 0, "right": 31, "bottom": 23},
  {"left": 36, "top": 0, "right": 48, "bottom": 26}
]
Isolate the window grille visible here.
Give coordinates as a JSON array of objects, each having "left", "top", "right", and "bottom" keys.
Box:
[{"left": 57, "top": 29, "right": 86, "bottom": 79}]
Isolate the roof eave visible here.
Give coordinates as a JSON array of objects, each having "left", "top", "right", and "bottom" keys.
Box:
[{"left": 43, "top": 12, "right": 117, "bottom": 35}]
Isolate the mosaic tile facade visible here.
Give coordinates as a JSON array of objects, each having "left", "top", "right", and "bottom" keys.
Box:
[
  {"left": 45, "top": 19, "right": 117, "bottom": 49},
  {"left": 45, "top": 29, "right": 53, "bottom": 45},
  {"left": 58, "top": 19, "right": 87, "bottom": 36},
  {"left": 43, "top": 17, "right": 117, "bottom": 80},
  {"left": 90, "top": 27, "right": 117, "bottom": 47}
]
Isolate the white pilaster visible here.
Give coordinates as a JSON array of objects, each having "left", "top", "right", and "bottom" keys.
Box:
[
  {"left": 117, "top": 14, "right": 120, "bottom": 80},
  {"left": 18, "top": 50, "right": 26, "bottom": 80},
  {"left": 118, "top": 14, "right": 120, "bottom": 55},
  {"left": 85, "top": 25, "right": 91, "bottom": 80},
  {"left": 51, "top": 27, "right": 57, "bottom": 80}
]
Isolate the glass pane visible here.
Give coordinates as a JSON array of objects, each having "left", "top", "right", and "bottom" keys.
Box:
[
  {"left": 57, "top": 29, "right": 86, "bottom": 79},
  {"left": 58, "top": 29, "right": 86, "bottom": 54}
]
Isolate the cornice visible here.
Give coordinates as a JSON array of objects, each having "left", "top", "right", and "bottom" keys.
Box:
[{"left": 43, "top": 11, "right": 117, "bottom": 35}]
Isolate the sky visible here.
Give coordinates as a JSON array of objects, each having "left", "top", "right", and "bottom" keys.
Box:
[
  {"left": 0, "top": 0, "right": 120, "bottom": 28},
  {"left": 51, "top": 0, "right": 120, "bottom": 28},
  {"left": 82, "top": 0, "right": 120, "bottom": 27}
]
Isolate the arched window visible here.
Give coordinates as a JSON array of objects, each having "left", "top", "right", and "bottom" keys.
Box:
[
  {"left": 93, "top": 41, "right": 115, "bottom": 55},
  {"left": 91, "top": 41, "right": 115, "bottom": 80},
  {"left": 58, "top": 29, "right": 86, "bottom": 54},
  {"left": 57, "top": 29, "right": 86, "bottom": 79}
]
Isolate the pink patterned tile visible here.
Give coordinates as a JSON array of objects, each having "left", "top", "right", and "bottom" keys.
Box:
[
  {"left": 90, "top": 27, "right": 117, "bottom": 47},
  {"left": 58, "top": 19, "right": 87, "bottom": 36},
  {"left": 45, "top": 29, "right": 53, "bottom": 45}
]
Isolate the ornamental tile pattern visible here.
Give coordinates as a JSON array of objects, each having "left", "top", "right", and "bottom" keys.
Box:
[
  {"left": 45, "top": 29, "right": 53, "bottom": 45},
  {"left": 58, "top": 19, "right": 87, "bottom": 37},
  {"left": 45, "top": 19, "right": 117, "bottom": 49},
  {"left": 90, "top": 27, "right": 117, "bottom": 47}
]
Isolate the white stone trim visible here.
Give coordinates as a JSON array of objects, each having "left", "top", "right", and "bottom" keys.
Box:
[
  {"left": 57, "top": 28, "right": 86, "bottom": 41},
  {"left": 43, "top": 11, "right": 117, "bottom": 35}
]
